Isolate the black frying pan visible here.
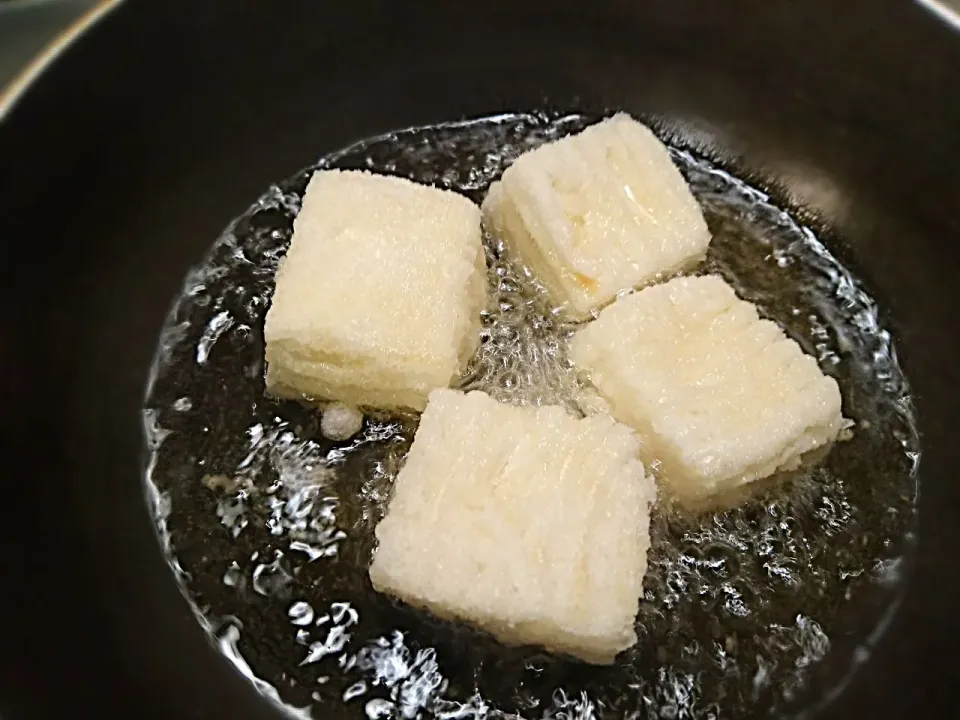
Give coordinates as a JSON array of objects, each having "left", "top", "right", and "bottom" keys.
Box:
[{"left": 2, "top": 1, "right": 960, "bottom": 718}]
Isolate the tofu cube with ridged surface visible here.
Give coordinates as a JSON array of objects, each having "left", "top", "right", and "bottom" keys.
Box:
[
  {"left": 482, "top": 113, "right": 710, "bottom": 319},
  {"left": 569, "top": 275, "right": 847, "bottom": 505},
  {"left": 264, "top": 170, "right": 487, "bottom": 412},
  {"left": 368, "top": 388, "right": 655, "bottom": 665}
]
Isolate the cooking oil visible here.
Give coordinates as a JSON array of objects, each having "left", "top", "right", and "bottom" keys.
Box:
[{"left": 142, "top": 113, "right": 919, "bottom": 719}]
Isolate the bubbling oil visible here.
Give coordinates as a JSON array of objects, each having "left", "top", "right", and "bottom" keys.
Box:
[{"left": 142, "top": 113, "right": 919, "bottom": 720}]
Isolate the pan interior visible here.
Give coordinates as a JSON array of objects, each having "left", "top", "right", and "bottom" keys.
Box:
[{"left": 142, "top": 113, "right": 919, "bottom": 719}]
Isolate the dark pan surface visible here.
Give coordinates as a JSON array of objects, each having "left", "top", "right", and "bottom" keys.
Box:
[{"left": 2, "top": 1, "right": 960, "bottom": 718}]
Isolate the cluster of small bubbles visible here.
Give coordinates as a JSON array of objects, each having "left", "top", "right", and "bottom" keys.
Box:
[
  {"left": 432, "top": 693, "right": 495, "bottom": 720},
  {"left": 344, "top": 631, "right": 450, "bottom": 719},
  {"left": 542, "top": 690, "right": 599, "bottom": 720},
  {"left": 297, "top": 601, "right": 360, "bottom": 666},
  {"left": 142, "top": 112, "right": 919, "bottom": 719},
  {"left": 458, "top": 236, "right": 590, "bottom": 414}
]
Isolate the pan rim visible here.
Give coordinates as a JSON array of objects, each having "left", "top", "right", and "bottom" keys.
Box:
[
  {"left": 917, "top": 0, "right": 960, "bottom": 29},
  {"left": 0, "top": 0, "right": 123, "bottom": 122}
]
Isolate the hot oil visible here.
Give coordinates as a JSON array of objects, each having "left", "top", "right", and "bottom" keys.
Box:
[{"left": 142, "top": 113, "right": 919, "bottom": 719}]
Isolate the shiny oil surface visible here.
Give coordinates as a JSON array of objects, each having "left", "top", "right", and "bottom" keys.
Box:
[{"left": 143, "top": 113, "right": 918, "bottom": 719}]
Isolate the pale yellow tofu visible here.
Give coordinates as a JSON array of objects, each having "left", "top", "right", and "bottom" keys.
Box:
[
  {"left": 368, "top": 389, "right": 655, "bottom": 664},
  {"left": 482, "top": 113, "right": 710, "bottom": 319},
  {"left": 569, "top": 275, "right": 847, "bottom": 505},
  {"left": 264, "top": 170, "right": 487, "bottom": 412}
]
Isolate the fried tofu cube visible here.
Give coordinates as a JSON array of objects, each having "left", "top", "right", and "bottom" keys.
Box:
[
  {"left": 569, "top": 275, "right": 847, "bottom": 505},
  {"left": 482, "top": 113, "right": 710, "bottom": 319},
  {"left": 368, "top": 389, "right": 655, "bottom": 664},
  {"left": 264, "top": 170, "right": 487, "bottom": 412}
]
